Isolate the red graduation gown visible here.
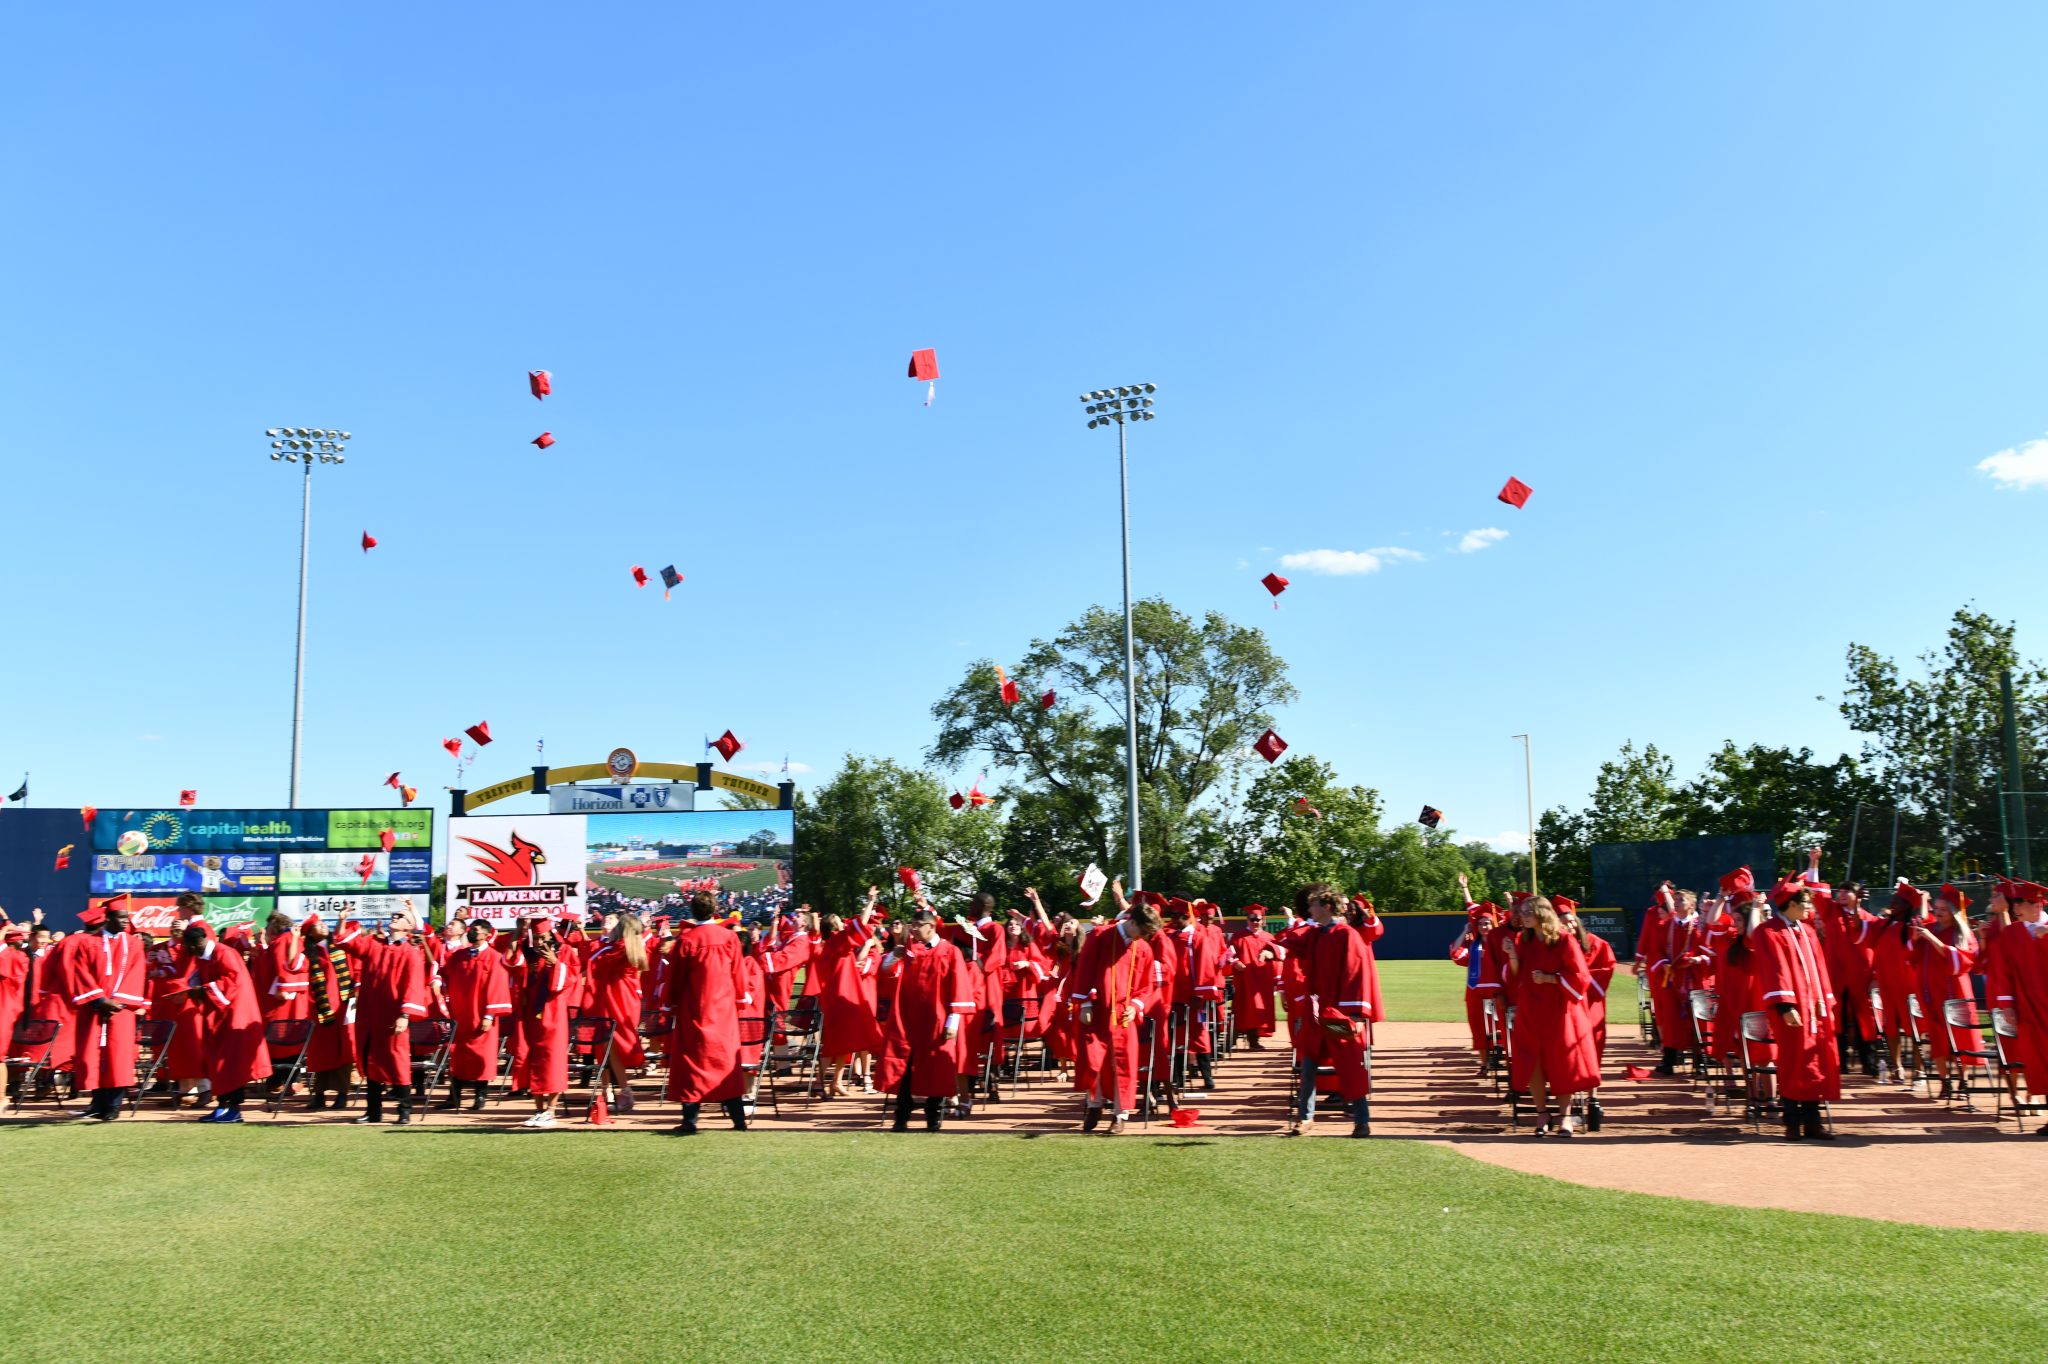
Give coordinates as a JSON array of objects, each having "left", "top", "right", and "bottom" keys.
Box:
[
  {"left": 61, "top": 929, "right": 150, "bottom": 1091},
  {"left": 1067, "top": 925, "right": 1158, "bottom": 1113},
  {"left": 39, "top": 932, "right": 95, "bottom": 1075},
  {"left": 877, "top": 939, "right": 974, "bottom": 1098},
  {"left": 665, "top": 921, "right": 751, "bottom": 1104},
  {"left": 1296, "top": 922, "right": 1373, "bottom": 1101},
  {"left": 193, "top": 943, "right": 271, "bottom": 1092},
  {"left": 1754, "top": 915, "right": 1841, "bottom": 1102},
  {"left": 441, "top": 945, "right": 512, "bottom": 1082},
  {"left": 301, "top": 937, "right": 358, "bottom": 1074},
  {"left": 943, "top": 919, "right": 1006, "bottom": 1075},
  {"left": 1228, "top": 928, "right": 1282, "bottom": 1036},
  {"left": 1989, "top": 919, "right": 2048, "bottom": 1097},
  {"left": 346, "top": 936, "right": 430, "bottom": 1087},
  {"left": 1506, "top": 932, "right": 1600, "bottom": 1096},
  {"left": 513, "top": 945, "right": 581, "bottom": 1096},
  {"left": 1582, "top": 932, "right": 1617, "bottom": 1066},
  {"left": 756, "top": 923, "right": 810, "bottom": 1018},
  {"left": 816, "top": 912, "right": 884, "bottom": 1057},
  {"left": 0, "top": 943, "right": 25, "bottom": 1059},
  {"left": 1912, "top": 926, "right": 1980, "bottom": 1065},
  {"left": 584, "top": 944, "right": 647, "bottom": 1068}
]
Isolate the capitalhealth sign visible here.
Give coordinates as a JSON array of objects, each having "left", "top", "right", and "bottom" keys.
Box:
[{"left": 93, "top": 809, "right": 429, "bottom": 854}]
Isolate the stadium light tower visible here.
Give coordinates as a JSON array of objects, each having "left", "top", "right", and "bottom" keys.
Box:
[
  {"left": 1080, "top": 384, "right": 1157, "bottom": 892},
  {"left": 266, "top": 427, "right": 349, "bottom": 808}
]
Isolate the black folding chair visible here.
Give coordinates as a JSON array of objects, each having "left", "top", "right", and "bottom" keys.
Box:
[
  {"left": 764, "top": 1003, "right": 821, "bottom": 1113},
  {"left": 127, "top": 1019, "right": 177, "bottom": 1110},
  {"left": 1635, "top": 971, "right": 1657, "bottom": 1045},
  {"left": 5, "top": 1018, "right": 63, "bottom": 1108},
  {"left": 259, "top": 1018, "right": 318, "bottom": 1115},
  {"left": 1686, "top": 989, "right": 1723, "bottom": 1105},
  {"left": 737, "top": 1014, "right": 768, "bottom": 1114},
  {"left": 567, "top": 1017, "right": 616, "bottom": 1111},
  {"left": 1943, "top": 998, "right": 1994, "bottom": 1111},
  {"left": 408, "top": 1020, "right": 457, "bottom": 1120},
  {"left": 1737, "top": 1010, "right": 1778, "bottom": 1133},
  {"left": 1990, "top": 1008, "right": 2046, "bottom": 1133}
]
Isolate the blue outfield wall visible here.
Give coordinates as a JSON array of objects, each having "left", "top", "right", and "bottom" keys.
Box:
[{"left": 0, "top": 808, "right": 94, "bottom": 932}]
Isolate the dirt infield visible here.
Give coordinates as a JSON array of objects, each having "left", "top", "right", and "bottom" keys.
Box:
[{"left": 11, "top": 1017, "right": 2044, "bottom": 1233}]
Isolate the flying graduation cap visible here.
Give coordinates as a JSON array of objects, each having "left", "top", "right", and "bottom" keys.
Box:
[
  {"left": 532, "top": 432, "right": 555, "bottom": 450},
  {"left": 81, "top": 804, "right": 96, "bottom": 830},
  {"left": 1418, "top": 805, "right": 1444, "bottom": 829},
  {"left": 361, "top": 531, "right": 378, "bottom": 552},
  {"left": 1040, "top": 688, "right": 1056, "bottom": 710},
  {"left": 1293, "top": 796, "right": 1323, "bottom": 820},
  {"left": 659, "top": 565, "right": 682, "bottom": 600},
  {"left": 465, "top": 721, "right": 492, "bottom": 746},
  {"left": 179, "top": 790, "right": 197, "bottom": 808},
  {"left": 1497, "top": 476, "right": 1532, "bottom": 509},
  {"left": 1261, "top": 572, "right": 1289, "bottom": 608},
  {"left": 441, "top": 738, "right": 464, "bottom": 759},
  {"left": 631, "top": 565, "right": 649, "bottom": 589},
  {"left": 400, "top": 784, "right": 418, "bottom": 807},
  {"left": 1253, "top": 729, "right": 1288, "bottom": 763},
  {"left": 379, "top": 828, "right": 397, "bottom": 853},
  {"left": 54, "top": 843, "right": 73, "bottom": 871},
  {"left": 949, "top": 791, "right": 965, "bottom": 811},
  {"left": 356, "top": 854, "right": 377, "bottom": 885},
  {"left": 994, "top": 665, "right": 1020, "bottom": 708},
  {"left": 709, "top": 730, "right": 744, "bottom": 763},
  {"left": 529, "top": 370, "right": 552, "bottom": 400},
  {"left": 908, "top": 348, "right": 939, "bottom": 406},
  {"left": 384, "top": 772, "right": 401, "bottom": 789}
]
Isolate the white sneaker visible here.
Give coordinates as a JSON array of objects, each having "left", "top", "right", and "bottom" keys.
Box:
[
  {"left": 1560, "top": 1114, "right": 1580, "bottom": 1136},
  {"left": 615, "top": 1088, "right": 635, "bottom": 1113},
  {"left": 1875, "top": 1062, "right": 1892, "bottom": 1084},
  {"left": 530, "top": 1110, "right": 556, "bottom": 1128}
]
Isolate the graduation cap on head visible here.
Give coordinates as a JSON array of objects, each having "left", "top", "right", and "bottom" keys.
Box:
[
  {"left": 465, "top": 721, "right": 492, "bottom": 747},
  {"left": 1497, "top": 476, "right": 1533, "bottom": 509},
  {"left": 660, "top": 565, "right": 681, "bottom": 601},
  {"left": 442, "top": 738, "right": 463, "bottom": 759},
  {"left": 528, "top": 369, "right": 552, "bottom": 400},
  {"left": 1418, "top": 805, "right": 1443, "bottom": 829},
  {"left": 907, "top": 348, "right": 939, "bottom": 405},
  {"left": 179, "top": 790, "right": 197, "bottom": 808},
  {"left": 1937, "top": 883, "right": 1971, "bottom": 913},
  {"left": 1261, "top": 572, "right": 1289, "bottom": 608},
  {"left": 631, "top": 565, "right": 649, "bottom": 589},
  {"left": 1891, "top": 879, "right": 1927, "bottom": 912},
  {"left": 709, "top": 730, "right": 743, "bottom": 763},
  {"left": 77, "top": 897, "right": 107, "bottom": 926},
  {"left": 1551, "top": 895, "right": 1579, "bottom": 915},
  {"left": 1718, "top": 866, "right": 1754, "bottom": 897},
  {"left": 1252, "top": 729, "right": 1287, "bottom": 763},
  {"left": 532, "top": 432, "right": 555, "bottom": 450}
]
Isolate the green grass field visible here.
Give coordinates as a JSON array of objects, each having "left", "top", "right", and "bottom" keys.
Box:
[
  {"left": 588, "top": 856, "right": 780, "bottom": 899},
  {"left": 1375, "top": 958, "right": 1637, "bottom": 1027},
  {"left": 3, "top": 1125, "right": 2042, "bottom": 1363}
]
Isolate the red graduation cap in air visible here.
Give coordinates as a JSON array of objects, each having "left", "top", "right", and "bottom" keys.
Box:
[
  {"left": 400, "top": 784, "right": 418, "bottom": 807},
  {"left": 1261, "top": 572, "right": 1289, "bottom": 609},
  {"left": 532, "top": 432, "right": 555, "bottom": 450},
  {"left": 1418, "top": 805, "right": 1443, "bottom": 829},
  {"left": 54, "top": 843, "right": 73, "bottom": 871},
  {"left": 384, "top": 772, "right": 401, "bottom": 789},
  {"left": 441, "top": 737, "right": 464, "bottom": 759},
  {"left": 1040, "top": 688, "right": 1057, "bottom": 711},
  {"left": 1253, "top": 729, "right": 1288, "bottom": 763},
  {"left": 948, "top": 791, "right": 966, "bottom": 811},
  {"left": 907, "top": 348, "right": 939, "bottom": 406},
  {"left": 994, "top": 666, "right": 1020, "bottom": 707},
  {"left": 355, "top": 854, "right": 377, "bottom": 885},
  {"left": 1293, "top": 797, "right": 1322, "bottom": 820},
  {"left": 81, "top": 804, "right": 97, "bottom": 830},
  {"left": 465, "top": 721, "right": 492, "bottom": 747},
  {"left": 631, "top": 565, "right": 649, "bottom": 589},
  {"left": 659, "top": 565, "right": 682, "bottom": 600},
  {"left": 379, "top": 828, "right": 397, "bottom": 853},
  {"left": 1497, "top": 476, "right": 1533, "bottom": 509},
  {"left": 710, "top": 730, "right": 744, "bottom": 763},
  {"left": 967, "top": 779, "right": 991, "bottom": 809},
  {"left": 529, "top": 369, "right": 552, "bottom": 400},
  {"left": 179, "top": 790, "right": 197, "bottom": 808},
  {"left": 361, "top": 531, "right": 377, "bottom": 553}
]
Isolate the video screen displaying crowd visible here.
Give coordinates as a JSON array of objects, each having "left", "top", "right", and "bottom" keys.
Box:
[{"left": 3, "top": 854, "right": 2045, "bottom": 1141}]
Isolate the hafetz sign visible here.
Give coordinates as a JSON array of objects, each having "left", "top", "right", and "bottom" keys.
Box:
[
  {"left": 549, "top": 782, "right": 694, "bottom": 814},
  {"left": 89, "top": 851, "right": 278, "bottom": 896},
  {"left": 446, "top": 813, "right": 588, "bottom": 928},
  {"left": 276, "top": 893, "right": 417, "bottom": 930}
]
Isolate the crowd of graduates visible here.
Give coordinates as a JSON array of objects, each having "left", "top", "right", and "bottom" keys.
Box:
[{"left": 5, "top": 858, "right": 2047, "bottom": 1142}]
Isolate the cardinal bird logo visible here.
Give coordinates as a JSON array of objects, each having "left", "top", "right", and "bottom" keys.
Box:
[{"left": 459, "top": 832, "right": 547, "bottom": 887}]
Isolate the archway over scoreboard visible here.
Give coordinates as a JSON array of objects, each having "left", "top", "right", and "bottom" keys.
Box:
[{"left": 450, "top": 757, "right": 792, "bottom": 815}]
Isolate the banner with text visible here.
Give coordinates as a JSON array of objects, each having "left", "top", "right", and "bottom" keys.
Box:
[
  {"left": 446, "top": 814, "right": 587, "bottom": 928},
  {"left": 90, "top": 851, "right": 279, "bottom": 896}
]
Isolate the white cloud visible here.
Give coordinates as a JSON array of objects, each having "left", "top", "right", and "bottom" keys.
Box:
[
  {"left": 1487, "top": 830, "right": 1530, "bottom": 853},
  {"left": 739, "top": 760, "right": 811, "bottom": 775},
  {"left": 1978, "top": 437, "right": 2048, "bottom": 490},
  {"left": 1455, "top": 528, "right": 1509, "bottom": 553},
  {"left": 1234, "top": 557, "right": 1250, "bottom": 570},
  {"left": 1279, "top": 546, "right": 1423, "bottom": 575}
]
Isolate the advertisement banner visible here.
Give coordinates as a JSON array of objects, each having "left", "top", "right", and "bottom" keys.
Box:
[
  {"left": 323, "top": 809, "right": 434, "bottom": 850},
  {"left": 276, "top": 893, "right": 419, "bottom": 930},
  {"left": 89, "top": 851, "right": 278, "bottom": 896},
  {"left": 549, "top": 783, "right": 695, "bottom": 814},
  {"left": 279, "top": 849, "right": 432, "bottom": 894},
  {"left": 122, "top": 896, "right": 277, "bottom": 937},
  {"left": 447, "top": 814, "right": 587, "bottom": 928}
]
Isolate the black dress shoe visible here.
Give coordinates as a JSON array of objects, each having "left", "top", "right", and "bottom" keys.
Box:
[
  {"left": 1082, "top": 1107, "right": 1102, "bottom": 1132},
  {"left": 352, "top": 1114, "right": 382, "bottom": 1125}
]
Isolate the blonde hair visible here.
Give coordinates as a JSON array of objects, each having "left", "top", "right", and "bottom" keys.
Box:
[
  {"left": 1523, "top": 896, "right": 1563, "bottom": 946},
  {"left": 617, "top": 915, "right": 649, "bottom": 972}
]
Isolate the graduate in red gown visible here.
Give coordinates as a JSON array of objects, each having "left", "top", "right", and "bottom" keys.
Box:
[
  {"left": 184, "top": 922, "right": 271, "bottom": 1123},
  {"left": 585, "top": 914, "right": 650, "bottom": 1112},
  {"left": 1818, "top": 878, "right": 1882, "bottom": 1075},
  {"left": 11, "top": 922, "right": 62, "bottom": 1088},
  {"left": 1449, "top": 878, "right": 1498, "bottom": 1067},
  {"left": 756, "top": 912, "right": 811, "bottom": 1024},
  {"left": 1068, "top": 891, "right": 1163, "bottom": 1134},
  {"left": 0, "top": 921, "right": 27, "bottom": 1113},
  {"left": 1177, "top": 899, "right": 1227, "bottom": 1090},
  {"left": 62, "top": 898, "right": 151, "bottom": 1121},
  {"left": 1914, "top": 884, "right": 1981, "bottom": 1094},
  {"left": 297, "top": 915, "right": 358, "bottom": 1111},
  {"left": 255, "top": 912, "right": 309, "bottom": 1073},
  {"left": 1287, "top": 884, "right": 1376, "bottom": 1138},
  {"left": 666, "top": 890, "right": 754, "bottom": 1133},
  {"left": 991, "top": 915, "right": 1050, "bottom": 1082},
  {"left": 815, "top": 891, "right": 885, "bottom": 1097},
  {"left": 39, "top": 911, "right": 104, "bottom": 1091},
  {"left": 1869, "top": 880, "right": 1934, "bottom": 1085},
  {"left": 341, "top": 908, "right": 431, "bottom": 1126},
  {"left": 876, "top": 907, "right": 975, "bottom": 1132},
  {"left": 1033, "top": 914, "right": 1083, "bottom": 1076},
  {"left": 1755, "top": 879, "right": 1841, "bottom": 1140},
  {"left": 1227, "top": 905, "right": 1283, "bottom": 1047},
  {"left": 1503, "top": 895, "right": 1600, "bottom": 1137},
  {"left": 1556, "top": 896, "right": 1615, "bottom": 1130},
  {"left": 508, "top": 914, "right": 581, "bottom": 1127},
  {"left": 1986, "top": 878, "right": 2048, "bottom": 1118},
  {"left": 941, "top": 892, "right": 1006, "bottom": 1113},
  {"left": 435, "top": 918, "right": 512, "bottom": 1112},
  {"left": 1648, "top": 889, "right": 1709, "bottom": 1075}
]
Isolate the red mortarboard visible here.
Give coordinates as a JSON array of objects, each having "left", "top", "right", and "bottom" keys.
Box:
[
  {"left": 907, "top": 348, "right": 939, "bottom": 381},
  {"left": 994, "top": 665, "right": 1020, "bottom": 707},
  {"left": 443, "top": 737, "right": 463, "bottom": 758},
  {"left": 1497, "top": 476, "right": 1532, "bottom": 509},
  {"left": 361, "top": 530, "right": 377, "bottom": 552},
  {"left": 356, "top": 854, "right": 377, "bottom": 884},
  {"left": 1510, "top": 890, "right": 1532, "bottom": 905},
  {"left": 1551, "top": 895, "right": 1578, "bottom": 915},
  {"left": 631, "top": 565, "right": 648, "bottom": 589},
  {"left": 1253, "top": 729, "right": 1287, "bottom": 763},
  {"left": 379, "top": 827, "right": 396, "bottom": 853},
  {"left": 78, "top": 899, "right": 106, "bottom": 926},
  {"left": 532, "top": 432, "right": 555, "bottom": 450},
  {"left": 1418, "top": 805, "right": 1443, "bottom": 829},
  {"left": 1293, "top": 796, "right": 1322, "bottom": 819},
  {"left": 660, "top": 565, "right": 681, "bottom": 600},
  {"left": 384, "top": 772, "right": 401, "bottom": 789},
  {"left": 1891, "top": 879, "right": 1927, "bottom": 912},
  {"left": 967, "top": 781, "right": 991, "bottom": 809},
  {"left": 1717, "top": 866, "right": 1755, "bottom": 897},
  {"left": 1261, "top": 572, "right": 1288, "bottom": 609},
  {"left": 221, "top": 922, "right": 253, "bottom": 944},
  {"left": 949, "top": 791, "right": 965, "bottom": 810},
  {"left": 1469, "top": 900, "right": 1501, "bottom": 922},
  {"left": 465, "top": 721, "right": 492, "bottom": 746},
  {"left": 1937, "top": 883, "right": 1971, "bottom": 913},
  {"left": 81, "top": 804, "right": 97, "bottom": 830},
  {"left": 1, "top": 924, "right": 24, "bottom": 941},
  {"left": 529, "top": 369, "right": 551, "bottom": 400},
  {"left": 1039, "top": 688, "right": 1056, "bottom": 710},
  {"left": 711, "top": 730, "right": 743, "bottom": 763},
  {"left": 179, "top": 790, "right": 197, "bottom": 808},
  {"left": 2013, "top": 881, "right": 2048, "bottom": 905},
  {"left": 400, "top": 784, "right": 418, "bottom": 806},
  {"left": 54, "top": 843, "right": 74, "bottom": 871},
  {"left": 1766, "top": 877, "right": 1811, "bottom": 909},
  {"left": 896, "top": 866, "right": 922, "bottom": 893},
  {"left": 1624, "top": 1064, "right": 1654, "bottom": 1082}
]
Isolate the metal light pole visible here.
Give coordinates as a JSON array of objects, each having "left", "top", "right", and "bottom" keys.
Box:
[
  {"left": 1512, "top": 733, "right": 1537, "bottom": 895},
  {"left": 1082, "top": 384, "right": 1156, "bottom": 892},
  {"left": 266, "top": 427, "right": 349, "bottom": 807}
]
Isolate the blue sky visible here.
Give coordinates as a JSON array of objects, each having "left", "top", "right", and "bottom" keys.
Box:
[{"left": 3, "top": 6, "right": 2043, "bottom": 866}]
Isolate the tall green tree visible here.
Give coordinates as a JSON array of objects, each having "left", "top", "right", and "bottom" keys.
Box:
[
  {"left": 1841, "top": 605, "right": 2047, "bottom": 879},
  {"left": 927, "top": 598, "right": 1296, "bottom": 891},
  {"left": 1205, "top": 756, "right": 1384, "bottom": 910},
  {"left": 1536, "top": 740, "right": 1680, "bottom": 898},
  {"left": 793, "top": 756, "right": 1000, "bottom": 914},
  {"left": 1666, "top": 742, "right": 1880, "bottom": 882}
]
